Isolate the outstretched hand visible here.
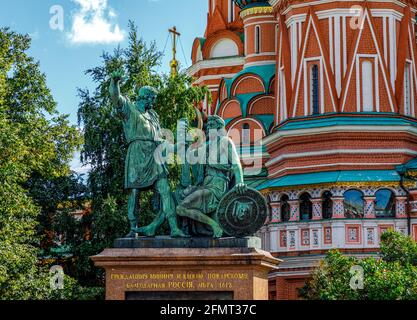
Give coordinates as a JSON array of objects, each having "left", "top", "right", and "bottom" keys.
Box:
[
  {"left": 234, "top": 183, "right": 247, "bottom": 195},
  {"left": 111, "top": 70, "right": 124, "bottom": 83}
]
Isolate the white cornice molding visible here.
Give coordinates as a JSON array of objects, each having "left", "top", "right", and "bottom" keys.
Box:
[
  {"left": 244, "top": 60, "right": 276, "bottom": 68},
  {"left": 192, "top": 73, "right": 237, "bottom": 85},
  {"left": 186, "top": 57, "right": 244, "bottom": 77}
]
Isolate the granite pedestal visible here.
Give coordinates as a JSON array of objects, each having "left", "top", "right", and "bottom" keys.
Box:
[{"left": 92, "top": 237, "right": 281, "bottom": 300}]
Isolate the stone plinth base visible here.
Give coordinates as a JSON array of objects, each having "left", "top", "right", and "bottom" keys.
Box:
[{"left": 92, "top": 237, "right": 281, "bottom": 300}]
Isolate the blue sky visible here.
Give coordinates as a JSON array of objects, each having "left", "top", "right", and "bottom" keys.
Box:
[
  {"left": 0, "top": 0, "right": 208, "bottom": 173},
  {"left": 0, "top": 0, "right": 207, "bottom": 123}
]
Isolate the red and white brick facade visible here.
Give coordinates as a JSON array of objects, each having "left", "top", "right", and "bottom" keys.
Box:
[{"left": 189, "top": 0, "right": 417, "bottom": 300}]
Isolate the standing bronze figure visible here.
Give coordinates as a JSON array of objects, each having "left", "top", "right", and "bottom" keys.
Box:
[{"left": 109, "top": 71, "right": 186, "bottom": 238}]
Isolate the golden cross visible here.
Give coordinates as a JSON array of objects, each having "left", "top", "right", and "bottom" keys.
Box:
[{"left": 169, "top": 26, "right": 181, "bottom": 76}]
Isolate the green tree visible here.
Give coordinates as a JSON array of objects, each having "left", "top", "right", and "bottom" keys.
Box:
[
  {"left": 76, "top": 22, "right": 208, "bottom": 287},
  {"left": 300, "top": 230, "right": 417, "bottom": 300},
  {"left": 0, "top": 27, "right": 82, "bottom": 299},
  {"left": 26, "top": 172, "right": 88, "bottom": 251}
]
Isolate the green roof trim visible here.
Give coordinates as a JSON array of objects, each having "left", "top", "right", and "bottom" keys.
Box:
[
  {"left": 239, "top": 145, "right": 266, "bottom": 154},
  {"left": 396, "top": 157, "right": 417, "bottom": 174},
  {"left": 256, "top": 170, "right": 401, "bottom": 190},
  {"left": 278, "top": 114, "right": 417, "bottom": 131},
  {"left": 225, "top": 64, "right": 275, "bottom": 97},
  {"left": 198, "top": 37, "right": 206, "bottom": 47}
]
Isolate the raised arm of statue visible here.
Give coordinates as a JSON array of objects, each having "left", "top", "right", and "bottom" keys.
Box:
[{"left": 109, "top": 71, "right": 129, "bottom": 116}]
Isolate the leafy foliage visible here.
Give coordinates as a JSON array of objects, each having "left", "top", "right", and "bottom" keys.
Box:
[
  {"left": 0, "top": 27, "right": 83, "bottom": 299},
  {"left": 300, "top": 231, "right": 417, "bottom": 300}
]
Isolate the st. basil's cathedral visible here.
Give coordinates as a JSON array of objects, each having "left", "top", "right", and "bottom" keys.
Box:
[{"left": 188, "top": 0, "right": 417, "bottom": 300}]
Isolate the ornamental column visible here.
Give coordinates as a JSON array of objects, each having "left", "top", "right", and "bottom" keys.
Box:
[
  {"left": 311, "top": 198, "right": 323, "bottom": 220},
  {"left": 364, "top": 196, "right": 376, "bottom": 219},
  {"left": 332, "top": 197, "right": 345, "bottom": 219},
  {"left": 270, "top": 202, "right": 281, "bottom": 223},
  {"left": 396, "top": 196, "right": 408, "bottom": 218},
  {"left": 288, "top": 200, "right": 300, "bottom": 222},
  {"left": 409, "top": 190, "right": 417, "bottom": 217}
]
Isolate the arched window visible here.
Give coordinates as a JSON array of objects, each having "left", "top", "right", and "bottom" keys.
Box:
[
  {"left": 211, "top": 39, "right": 239, "bottom": 58},
  {"left": 300, "top": 193, "right": 313, "bottom": 221},
  {"left": 242, "top": 123, "right": 250, "bottom": 145},
  {"left": 281, "top": 195, "right": 290, "bottom": 222},
  {"left": 375, "top": 189, "right": 395, "bottom": 217},
  {"left": 322, "top": 191, "right": 333, "bottom": 219},
  {"left": 310, "top": 64, "right": 319, "bottom": 115},
  {"left": 344, "top": 190, "right": 364, "bottom": 218},
  {"left": 255, "top": 25, "right": 261, "bottom": 54}
]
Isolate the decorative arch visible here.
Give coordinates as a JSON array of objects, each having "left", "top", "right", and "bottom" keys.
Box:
[
  {"left": 247, "top": 94, "right": 275, "bottom": 115},
  {"left": 218, "top": 99, "right": 242, "bottom": 119},
  {"left": 227, "top": 117, "right": 266, "bottom": 146},
  {"left": 210, "top": 38, "right": 239, "bottom": 58},
  {"left": 202, "top": 30, "right": 244, "bottom": 60},
  {"left": 218, "top": 79, "right": 228, "bottom": 103},
  {"left": 191, "top": 38, "right": 204, "bottom": 64},
  {"left": 231, "top": 73, "right": 265, "bottom": 96},
  {"left": 269, "top": 76, "right": 275, "bottom": 94}
]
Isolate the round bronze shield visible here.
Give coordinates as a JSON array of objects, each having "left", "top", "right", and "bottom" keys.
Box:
[{"left": 216, "top": 187, "right": 268, "bottom": 238}]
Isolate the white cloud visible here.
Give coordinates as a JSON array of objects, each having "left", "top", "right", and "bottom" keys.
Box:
[
  {"left": 70, "top": 152, "right": 91, "bottom": 175},
  {"left": 68, "top": 0, "right": 125, "bottom": 45}
]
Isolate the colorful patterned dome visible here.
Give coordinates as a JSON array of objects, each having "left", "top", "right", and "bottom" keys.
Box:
[{"left": 234, "top": 0, "right": 271, "bottom": 10}]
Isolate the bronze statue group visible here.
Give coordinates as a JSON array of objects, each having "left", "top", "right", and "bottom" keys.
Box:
[{"left": 110, "top": 71, "right": 266, "bottom": 239}]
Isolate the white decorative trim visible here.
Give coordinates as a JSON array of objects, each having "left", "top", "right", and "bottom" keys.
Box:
[
  {"left": 243, "top": 14, "right": 276, "bottom": 23},
  {"left": 244, "top": 60, "right": 276, "bottom": 68},
  {"left": 334, "top": 16, "right": 341, "bottom": 96},
  {"left": 245, "top": 20, "right": 277, "bottom": 28},
  {"left": 228, "top": 118, "right": 266, "bottom": 135},
  {"left": 232, "top": 75, "right": 265, "bottom": 96},
  {"left": 407, "top": 25, "right": 417, "bottom": 118},
  {"left": 340, "top": 9, "right": 395, "bottom": 113},
  {"left": 249, "top": 95, "right": 275, "bottom": 114},
  {"left": 187, "top": 57, "right": 244, "bottom": 77},
  {"left": 193, "top": 73, "right": 237, "bottom": 85},
  {"left": 292, "top": 15, "right": 337, "bottom": 117},
  {"left": 220, "top": 99, "right": 241, "bottom": 119},
  {"left": 246, "top": 52, "right": 276, "bottom": 58}
]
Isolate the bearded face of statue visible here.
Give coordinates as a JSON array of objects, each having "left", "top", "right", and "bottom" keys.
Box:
[
  {"left": 136, "top": 86, "right": 158, "bottom": 112},
  {"left": 206, "top": 116, "right": 226, "bottom": 140}
]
